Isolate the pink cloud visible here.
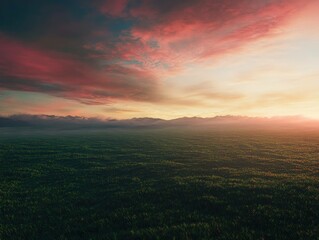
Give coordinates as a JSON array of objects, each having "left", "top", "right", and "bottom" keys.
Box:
[
  {"left": 99, "top": 0, "right": 128, "bottom": 17},
  {"left": 0, "top": 34, "right": 161, "bottom": 104},
  {"left": 95, "top": 0, "right": 310, "bottom": 73}
]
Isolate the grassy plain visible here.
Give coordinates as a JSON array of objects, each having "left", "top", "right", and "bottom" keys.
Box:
[{"left": 1, "top": 127, "right": 319, "bottom": 239}]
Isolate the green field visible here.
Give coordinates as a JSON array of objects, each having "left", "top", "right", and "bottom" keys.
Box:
[{"left": 1, "top": 127, "right": 319, "bottom": 239}]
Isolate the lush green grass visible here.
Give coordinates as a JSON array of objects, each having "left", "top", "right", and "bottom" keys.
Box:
[{"left": 1, "top": 127, "right": 319, "bottom": 239}]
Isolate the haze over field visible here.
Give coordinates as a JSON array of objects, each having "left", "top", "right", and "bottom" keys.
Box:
[
  {"left": 1, "top": 0, "right": 319, "bottom": 119},
  {"left": 1, "top": 114, "right": 319, "bottom": 130}
]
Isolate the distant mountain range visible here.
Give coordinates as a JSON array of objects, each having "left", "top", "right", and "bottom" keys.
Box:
[{"left": 0, "top": 114, "right": 316, "bottom": 129}]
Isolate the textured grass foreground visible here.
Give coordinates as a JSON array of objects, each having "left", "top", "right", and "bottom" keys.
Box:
[{"left": 1, "top": 127, "right": 319, "bottom": 239}]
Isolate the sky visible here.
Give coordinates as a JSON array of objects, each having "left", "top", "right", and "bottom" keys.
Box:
[{"left": 0, "top": 0, "right": 319, "bottom": 119}]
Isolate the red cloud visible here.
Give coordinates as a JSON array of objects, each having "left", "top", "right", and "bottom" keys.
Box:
[
  {"left": 95, "top": 0, "right": 310, "bottom": 72},
  {"left": 0, "top": 34, "right": 160, "bottom": 104},
  {"left": 99, "top": 0, "right": 128, "bottom": 17}
]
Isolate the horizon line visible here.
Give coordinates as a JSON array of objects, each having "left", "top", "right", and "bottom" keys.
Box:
[{"left": 1, "top": 114, "right": 317, "bottom": 122}]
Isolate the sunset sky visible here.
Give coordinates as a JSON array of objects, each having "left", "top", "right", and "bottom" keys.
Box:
[{"left": 0, "top": 0, "right": 319, "bottom": 119}]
